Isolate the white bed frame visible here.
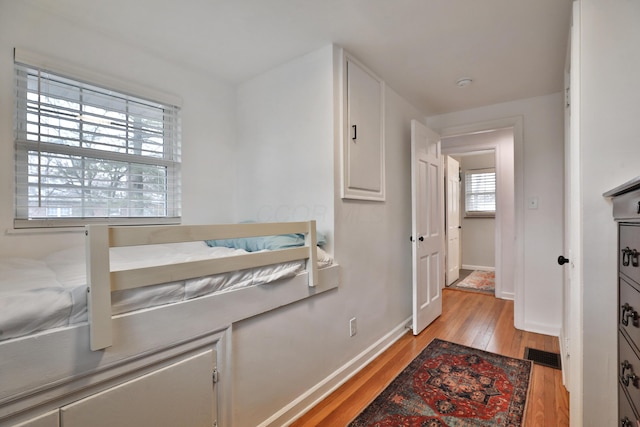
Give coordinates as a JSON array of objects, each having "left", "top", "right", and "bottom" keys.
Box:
[
  {"left": 0, "top": 220, "right": 338, "bottom": 427},
  {"left": 86, "top": 220, "right": 319, "bottom": 350}
]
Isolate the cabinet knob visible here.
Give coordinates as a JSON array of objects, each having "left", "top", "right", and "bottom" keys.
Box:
[
  {"left": 622, "top": 247, "right": 640, "bottom": 267},
  {"left": 622, "top": 303, "right": 639, "bottom": 327},
  {"left": 557, "top": 255, "right": 570, "bottom": 265},
  {"left": 621, "top": 360, "right": 639, "bottom": 387}
]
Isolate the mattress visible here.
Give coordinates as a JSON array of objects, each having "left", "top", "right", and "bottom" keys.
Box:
[{"left": 0, "top": 242, "right": 333, "bottom": 343}]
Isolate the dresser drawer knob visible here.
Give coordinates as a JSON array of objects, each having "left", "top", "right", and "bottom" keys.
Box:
[
  {"left": 622, "top": 303, "right": 640, "bottom": 327},
  {"left": 622, "top": 247, "right": 640, "bottom": 267},
  {"left": 622, "top": 247, "right": 631, "bottom": 266},
  {"left": 621, "top": 360, "right": 639, "bottom": 387}
]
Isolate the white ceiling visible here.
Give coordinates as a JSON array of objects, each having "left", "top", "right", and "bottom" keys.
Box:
[{"left": 27, "top": 0, "right": 573, "bottom": 115}]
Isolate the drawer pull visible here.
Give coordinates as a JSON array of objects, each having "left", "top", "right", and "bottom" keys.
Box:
[
  {"left": 621, "top": 416, "right": 633, "bottom": 427},
  {"left": 622, "top": 247, "right": 631, "bottom": 266},
  {"left": 621, "top": 247, "right": 639, "bottom": 267},
  {"left": 621, "top": 360, "right": 639, "bottom": 387},
  {"left": 622, "top": 303, "right": 640, "bottom": 327}
]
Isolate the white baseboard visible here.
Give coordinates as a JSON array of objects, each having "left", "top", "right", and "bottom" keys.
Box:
[
  {"left": 497, "top": 291, "right": 514, "bottom": 301},
  {"left": 522, "top": 320, "right": 561, "bottom": 337},
  {"left": 259, "top": 317, "right": 412, "bottom": 427},
  {"left": 462, "top": 264, "right": 495, "bottom": 271}
]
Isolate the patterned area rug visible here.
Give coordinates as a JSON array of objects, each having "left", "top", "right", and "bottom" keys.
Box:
[
  {"left": 454, "top": 270, "right": 495, "bottom": 292},
  {"left": 348, "top": 338, "right": 532, "bottom": 427}
]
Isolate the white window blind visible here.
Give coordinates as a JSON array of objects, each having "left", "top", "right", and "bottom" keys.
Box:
[
  {"left": 464, "top": 168, "right": 496, "bottom": 217},
  {"left": 14, "top": 61, "right": 181, "bottom": 228}
]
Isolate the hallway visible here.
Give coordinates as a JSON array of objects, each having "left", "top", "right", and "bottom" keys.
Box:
[{"left": 292, "top": 289, "right": 569, "bottom": 426}]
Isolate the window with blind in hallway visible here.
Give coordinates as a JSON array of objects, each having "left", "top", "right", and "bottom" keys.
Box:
[
  {"left": 14, "top": 57, "right": 181, "bottom": 228},
  {"left": 464, "top": 168, "right": 496, "bottom": 217}
]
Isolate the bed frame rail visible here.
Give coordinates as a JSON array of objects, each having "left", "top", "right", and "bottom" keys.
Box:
[{"left": 86, "top": 221, "right": 318, "bottom": 351}]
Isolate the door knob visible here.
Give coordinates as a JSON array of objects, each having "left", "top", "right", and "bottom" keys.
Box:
[{"left": 557, "top": 255, "right": 570, "bottom": 265}]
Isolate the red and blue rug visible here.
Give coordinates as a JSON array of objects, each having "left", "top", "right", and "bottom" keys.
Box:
[{"left": 348, "top": 338, "right": 532, "bottom": 426}]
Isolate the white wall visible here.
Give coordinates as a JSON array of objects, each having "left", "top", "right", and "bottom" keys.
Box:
[
  {"left": 235, "top": 46, "right": 335, "bottom": 241},
  {"left": 578, "top": 1, "right": 640, "bottom": 424},
  {"left": 0, "top": 1, "right": 238, "bottom": 259},
  {"left": 429, "top": 93, "right": 565, "bottom": 335},
  {"left": 230, "top": 46, "right": 424, "bottom": 426},
  {"left": 231, "top": 46, "right": 336, "bottom": 425}
]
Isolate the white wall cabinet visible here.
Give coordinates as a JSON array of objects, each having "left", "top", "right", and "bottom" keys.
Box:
[
  {"left": 341, "top": 53, "right": 385, "bottom": 201},
  {"left": 10, "top": 411, "right": 59, "bottom": 427},
  {"left": 5, "top": 349, "right": 217, "bottom": 427},
  {"left": 60, "top": 350, "right": 215, "bottom": 427}
]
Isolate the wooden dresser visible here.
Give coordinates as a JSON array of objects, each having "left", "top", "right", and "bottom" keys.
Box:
[{"left": 605, "top": 178, "right": 640, "bottom": 426}]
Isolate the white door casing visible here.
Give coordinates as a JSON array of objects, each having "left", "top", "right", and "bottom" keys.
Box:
[
  {"left": 446, "top": 156, "right": 461, "bottom": 285},
  {"left": 440, "top": 118, "right": 521, "bottom": 310},
  {"left": 411, "top": 119, "right": 444, "bottom": 335}
]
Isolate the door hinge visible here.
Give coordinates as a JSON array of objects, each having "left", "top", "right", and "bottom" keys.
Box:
[
  {"left": 565, "top": 87, "right": 570, "bottom": 108},
  {"left": 212, "top": 368, "right": 219, "bottom": 383}
]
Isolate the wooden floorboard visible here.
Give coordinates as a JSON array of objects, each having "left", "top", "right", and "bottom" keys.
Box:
[{"left": 290, "top": 289, "right": 570, "bottom": 426}]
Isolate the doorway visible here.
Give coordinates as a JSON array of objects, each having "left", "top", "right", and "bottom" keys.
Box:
[
  {"left": 441, "top": 126, "right": 517, "bottom": 302},
  {"left": 445, "top": 150, "right": 497, "bottom": 295}
]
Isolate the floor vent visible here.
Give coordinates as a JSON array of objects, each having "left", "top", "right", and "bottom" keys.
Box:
[{"left": 524, "top": 347, "right": 562, "bottom": 370}]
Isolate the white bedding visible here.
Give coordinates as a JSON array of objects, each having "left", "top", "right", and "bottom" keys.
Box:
[{"left": 0, "top": 242, "right": 333, "bottom": 343}]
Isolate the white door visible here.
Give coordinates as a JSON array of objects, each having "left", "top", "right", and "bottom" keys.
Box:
[
  {"left": 411, "top": 119, "right": 444, "bottom": 335},
  {"left": 446, "top": 156, "right": 461, "bottom": 285},
  {"left": 562, "top": 3, "right": 583, "bottom": 425}
]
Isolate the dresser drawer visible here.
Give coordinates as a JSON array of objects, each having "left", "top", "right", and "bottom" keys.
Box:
[
  {"left": 614, "top": 191, "right": 640, "bottom": 220},
  {"left": 620, "top": 383, "right": 640, "bottom": 427},
  {"left": 620, "top": 224, "right": 640, "bottom": 285},
  {"left": 620, "top": 332, "right": 640, "bottom": 414},
  {"left": 621, "top": 277, "right": 640, "bottom": 351}
]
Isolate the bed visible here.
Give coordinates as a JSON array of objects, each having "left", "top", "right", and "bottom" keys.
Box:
[{"left": 0, "top": 220, "right": 338, "bottom": 426}]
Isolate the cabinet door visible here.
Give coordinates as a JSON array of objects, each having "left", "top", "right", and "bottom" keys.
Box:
[
  {"left": 342, "top": 55, "right": 385, "bottom": 201},
  {"left": 61, "top": 350, "right": 215, "bottom": 427}
]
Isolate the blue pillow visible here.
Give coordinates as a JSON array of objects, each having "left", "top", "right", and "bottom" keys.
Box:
[
  {"left": 205, "top": 233, "right": 304, "bottom": 252},
  {"left": 205, "top": 231, "right": 326, "bottom": 252}
]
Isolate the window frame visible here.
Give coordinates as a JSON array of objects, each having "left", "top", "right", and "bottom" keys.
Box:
[
  {"left": 13, "top": 49, "right": 182, "bottom": 229},
  {"left": 463, "top": 167, "right": 496, "bottom": 218}
]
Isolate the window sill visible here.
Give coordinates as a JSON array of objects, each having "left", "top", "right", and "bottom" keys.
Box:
[{"left": 464, "top": 213, "right": 496, "bottom": 219}]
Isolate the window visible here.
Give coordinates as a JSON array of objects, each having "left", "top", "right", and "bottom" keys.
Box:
[
  {"left": 14, "top": 58, "right": 181, "bottom": 228},
  {"left": 464, "top": 168, "right": 496, "bottom": 217}
]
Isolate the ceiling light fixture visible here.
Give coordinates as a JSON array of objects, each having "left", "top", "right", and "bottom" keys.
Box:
[{"left": 456, "top": 77, "right": 473, "bottom": 88}]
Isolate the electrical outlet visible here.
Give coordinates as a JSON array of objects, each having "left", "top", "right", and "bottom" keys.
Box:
[{"left": 349, "top": 317, "right": 357, "bottom": 337}]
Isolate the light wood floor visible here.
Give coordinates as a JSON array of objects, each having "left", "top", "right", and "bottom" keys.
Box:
[{"left": 291, "top": 288, "right": 570, "bottom": 426}]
